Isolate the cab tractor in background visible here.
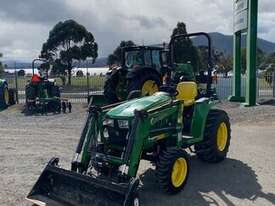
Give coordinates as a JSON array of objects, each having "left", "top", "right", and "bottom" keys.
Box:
[
  {"left": 25, "top": 58, "right": 71, "bottom": 114},
  {"left": 0, "top": 79, "right": 16, "bottom": 109},
  {"left": 102, "top": 33, "right": 217, "bottom": 105}
]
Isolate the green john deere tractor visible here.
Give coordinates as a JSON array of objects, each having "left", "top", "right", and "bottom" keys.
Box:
[
  {"left": 26, "top": 33, "right": 231, "bottom": 206},
  {"left": 24, "top": 59, "right": 66, "bottom": 114},
  {"left": 0, "top": 79, "right": 16, "bottom": 109}
]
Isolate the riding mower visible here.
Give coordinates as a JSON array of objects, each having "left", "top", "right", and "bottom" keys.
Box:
[
  {"left": 25, "top": 59, "right": 70, "bottom": 114},
  {"left": 0, "top": 79, "right": 16, "bottom": 109},
  {"left": 26, "top": 33, "right": 231, "bottom": 206}
]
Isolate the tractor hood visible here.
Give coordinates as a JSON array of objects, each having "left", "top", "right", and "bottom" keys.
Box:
[{"left": 106, "top": 92, "right": 172, "bottom": 118}]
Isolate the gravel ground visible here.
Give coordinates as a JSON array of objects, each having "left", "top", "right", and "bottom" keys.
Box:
[{"left": 0, "top": 102, "right": 275, "bottom": 206}]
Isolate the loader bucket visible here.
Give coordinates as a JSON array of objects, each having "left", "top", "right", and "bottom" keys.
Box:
[{"left": 26, "top": 158, "right": 139, "bottom": 206}]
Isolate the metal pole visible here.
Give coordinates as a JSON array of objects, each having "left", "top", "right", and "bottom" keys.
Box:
[
  {"left": 229, "top": 32, "right": 244, "bottom": 102},
  {"left": 14, "top": 62, "right": 19, "bottom": 104},
  {"left": 245, "top": 0, "right": 258, "bottom": 106},
  {"left": 87, "top": 61, "right": 90, "bottom": 102},
  {"left": 273, "top": 72, "right": 275, "bottom": 97}
]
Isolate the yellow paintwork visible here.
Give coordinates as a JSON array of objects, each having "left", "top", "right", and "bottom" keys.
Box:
[
  {"left": 4, "top": 88, "right": 9, "bottom": 105},
  {"left": 176, "top": 82, "right": 198, "bottom": 106},
  {"left": 171, "top": 157, "right": 188, "bottom": 188},
  {"left": 217, "top": 122, "right": 228, "bottom": 151},
  {"left": 141, "top": 80, "right": 159, "bottom": 96}
]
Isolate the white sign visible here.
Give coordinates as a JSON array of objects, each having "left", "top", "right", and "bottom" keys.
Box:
[
  {"left": 234, "top": 0, "right": 248, "bottom": 32},
  {"left": 234, "top": 0, "right": 248, "bottom": 14}
]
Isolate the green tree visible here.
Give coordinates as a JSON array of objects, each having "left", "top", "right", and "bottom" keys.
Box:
[
  {"left": 40, "top": 19, "right": 98, "bottom": 85},
  {"left": 170, "top": 22, "right": 201, "bottom": 72},
  {"left": 0, "top": 53, "right": 4, "bottom": 77},
  {"left": 17, "top": 69, "right": 26, "bottom": 77},
  {"left": 216, "top": 54, "right": 233, "bottom": 76},
  {"left": 107, "top": 40, "right": 136, "bottom": 66},
  {"left": 76, "top": 70, "right": 84, "bottom": 77},
  {"left": 241, "top": 48, "right": 265, "bottom": 73}
]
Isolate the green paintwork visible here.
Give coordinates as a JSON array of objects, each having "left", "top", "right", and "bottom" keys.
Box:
[
  {"left": 189, "top": 98, "right": 212, "bottom": 143},
  {"left": 89, "top": 94, "right": 108, "bottom": 106},
  {"left": 231, "top": 0, "right": 258, "bottom": 106},
  {"left": 106, "top": 92, "right": 172, "bottom": 118},
  {"left": 245, "top": 0, "right": 258, "bottom": 106},
  {"left": 76, "top": 91, "right": 220, "bottom": 181}
]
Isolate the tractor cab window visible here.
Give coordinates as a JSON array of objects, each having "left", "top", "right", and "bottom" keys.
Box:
[
  {"left": 161, "top": 51, "right": 168, "bottom": 66},
  {"left": 152, "top": 50, "right": 161, "bottom": 70},
  {"left": 125, "top": 50, "right": 143, "bottom": 68},
  {"left": 144, "top": 50, "right": 152, "bottom": 66}
]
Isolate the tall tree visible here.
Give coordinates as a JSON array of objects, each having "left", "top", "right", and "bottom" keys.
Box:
[
  {"left": 170, "top": 22, "right": 201, "bottom": 72},
  {"left": 107, "top": 40, "right": 136, "bottom": 66},
  {"left": 40, "top": 19, "right": 98, "bottom": 85}
]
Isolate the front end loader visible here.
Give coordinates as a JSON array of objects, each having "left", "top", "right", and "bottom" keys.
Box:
[{"left": 27, "top": 85, "right": 231, "bottom": 205}]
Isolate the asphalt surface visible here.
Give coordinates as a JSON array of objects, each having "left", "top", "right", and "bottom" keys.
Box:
[{"left": 0, "top": 103, "right": 275, "bottom": 206}]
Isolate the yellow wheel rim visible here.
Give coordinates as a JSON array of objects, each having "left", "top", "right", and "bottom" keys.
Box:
[
  {"left": 217, "top": 122, "right": 228, "bottom": 151},
  {"left": 171, "top": 157, "right": 188, "bottom": 188},
  {"left": 141, "top": 80, "right": 158, "bottom": 96},
  {"left": 4, "top": 88, "right": 9, "bottom": 105}
]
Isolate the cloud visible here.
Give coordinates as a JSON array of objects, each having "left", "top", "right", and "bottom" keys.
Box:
[
  {"left": 0, "top": 0, "right": 72, "bottom": 25},
  {"left": 0, "top": 0, "right": 274, "bottom": 61}
]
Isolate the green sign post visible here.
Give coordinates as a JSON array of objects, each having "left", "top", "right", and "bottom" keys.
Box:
[{"left": 229, "top": 0, "right": 258, "bottom": 106}]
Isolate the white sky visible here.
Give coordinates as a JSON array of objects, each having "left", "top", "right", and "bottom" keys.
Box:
[{"left": 0, "top": 0, "right": 274, "bottom": 61}]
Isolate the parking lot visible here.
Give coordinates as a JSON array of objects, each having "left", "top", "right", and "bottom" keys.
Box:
[{"left": 1, "top": 103, "right": 275, "bottom": 206}]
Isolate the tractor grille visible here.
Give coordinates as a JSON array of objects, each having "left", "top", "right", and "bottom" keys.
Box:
[{"left": 107, "top": 126, "right": 129, "bottom": 146}]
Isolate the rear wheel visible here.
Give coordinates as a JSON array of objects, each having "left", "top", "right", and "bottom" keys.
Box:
[
  {"left": 128, "top": 72, "right": 161, "bottom": 97},
  {"left": 156, "top": 148, "right": 189, "bottom": 194},
  {"left": 195, "top": 109, "right": 231, "bottom": 163},
  {"left": 50, "top": 85, "right": 60, "bottom": 97},
  {"left": 104, "top": 72, "right": 122, "bottom": 103},
  {"left": 0, "top": 84, "right": 10, "bottom": 108}
]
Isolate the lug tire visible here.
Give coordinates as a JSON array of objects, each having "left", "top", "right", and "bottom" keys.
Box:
[
  {"left": 50, "top": 85, "right": 60, "bottom": 97},
  {"left": 128, "top": 72, "right": 161, "bottom": 97},
  {"left": 156, "top": 148, "right": 189, "bottom": 194},
  {"left": 0, "top": 84, "right": 9, "bottom": 108},
  {"left": 195, "top": 109, "right": 231, "bottom": 163},
  {"left": 103, "top": 73, "right": 120, "bottom": 103},
  {"left": 25, "top": 84, "right": 36, "bottom": 100}
]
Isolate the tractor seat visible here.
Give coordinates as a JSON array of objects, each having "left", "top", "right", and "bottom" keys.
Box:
[{"left": 176, "top": 82, "right": 198, "bottom": 106}]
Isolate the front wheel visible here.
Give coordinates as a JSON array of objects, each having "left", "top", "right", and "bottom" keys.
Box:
[
  {"left": 156, "top": 148, "right": 189, "bottom": 194},
  {"left": 195, "top": 109, "right": 231, "bottom": 163}
]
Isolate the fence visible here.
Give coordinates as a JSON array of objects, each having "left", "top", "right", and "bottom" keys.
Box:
[
  {"left": 3, "top": 71, "right": 105, "bottom": 103},
  {"left": 216, "top": 73, "right": 275, "bottom": 100},
  {"left": 2, "top": 70, "right": 275, "bottom": 103}
]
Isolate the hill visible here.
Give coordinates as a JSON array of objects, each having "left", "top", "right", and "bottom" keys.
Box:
[{"left": 192, "top": 32, "right": 275, "bottom": 56}]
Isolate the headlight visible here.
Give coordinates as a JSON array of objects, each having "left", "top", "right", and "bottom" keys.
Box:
[
  {"left": 118, "top": 120, "right": 129, "bottom": 128},
  {"left": 103, "top": 127, "right": 109, "bottom": 139},
  {"left": 103, "top": 118, "right": 114, "bottom": 127}
]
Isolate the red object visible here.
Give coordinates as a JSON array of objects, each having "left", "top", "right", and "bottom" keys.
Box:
[{"left": 31, "top": 74, "right": 41, "bottom": 82}]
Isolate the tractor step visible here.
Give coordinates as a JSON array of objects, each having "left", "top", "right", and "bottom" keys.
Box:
[{"left": 26, "top": 158, "right": 139, "bottom": 206}]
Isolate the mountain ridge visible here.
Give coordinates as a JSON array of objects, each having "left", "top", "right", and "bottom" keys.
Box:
[{"left": 3, "top": 32, "right": 275, "bottom": 68}]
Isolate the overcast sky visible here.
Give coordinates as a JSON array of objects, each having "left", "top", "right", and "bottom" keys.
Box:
[{"left": 0, "top": 0, "right": 274, "bottom": 61}]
